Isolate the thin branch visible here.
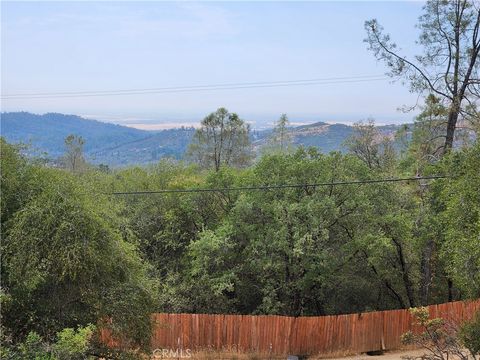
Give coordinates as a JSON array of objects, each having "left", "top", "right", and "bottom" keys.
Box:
[{"left": 370, "top": 23, "right": 453, "bottom": 100}]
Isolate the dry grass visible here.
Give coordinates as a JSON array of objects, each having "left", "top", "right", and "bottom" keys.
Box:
[{"left": 154, "top": 349, "right": 429, "bottom": 360}]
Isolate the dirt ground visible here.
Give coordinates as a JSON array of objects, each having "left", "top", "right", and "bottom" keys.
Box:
[
  {"left": 320, "top": 349, "right": 426, "bottom": 360},
  {"left": 159, "top": 348, "right": 428, "bottom": 360}
]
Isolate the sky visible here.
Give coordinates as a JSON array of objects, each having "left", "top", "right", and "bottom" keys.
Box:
[{"left": 2, "top": 1, "right": 426, "bottom": 129}]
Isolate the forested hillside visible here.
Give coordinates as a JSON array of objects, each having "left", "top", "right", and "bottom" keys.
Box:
[
  {"left": 0, "top": 112, "right": 195, "bottom": 165},
  {"left": 0, "top": 112, "right": 148, "bottom": 154},
  {"left": 0, "top": 112, "right": 403, "bottom": 166}
]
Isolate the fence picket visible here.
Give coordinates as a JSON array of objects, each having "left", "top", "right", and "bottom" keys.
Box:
[{"left": 101, "top": 299, "right": 479, "bottom": 356}]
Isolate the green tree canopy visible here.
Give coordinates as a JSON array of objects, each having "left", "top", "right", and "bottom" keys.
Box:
[
  {"left": 187, "top": 108, "right": 252, "bottom": 171},
  {"left": 439, "top": 142, "right": 480, "bottom": 297},
  {"left": 1, "top": 141, "right": 157, "bottom": 347}
]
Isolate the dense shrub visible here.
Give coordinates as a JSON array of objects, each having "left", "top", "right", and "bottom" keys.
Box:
[
  {"left": 460, "top": 311, "right": 480, "bottom": 358},
  {"left": 1, "top": 141, "right": 157, "bottom": 346},
  {"left": 53, "top": 325, "right": 95, "bottom": 360}
]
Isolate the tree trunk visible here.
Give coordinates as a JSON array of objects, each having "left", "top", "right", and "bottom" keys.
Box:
[
  {"left": 364, "top": 251, "right": 407, "bottom": 309},
  {"left": 420, "top": 238, "right": 435, "bottom": 305},
  {"left": 392, "top": 237, "right": 416, "bottom": 307},
  {"left": 448, "top": 278, "right": 454, "bottom": 302},
  {"left": 444, "top": 105, "right": 460, "bottom": 153}
]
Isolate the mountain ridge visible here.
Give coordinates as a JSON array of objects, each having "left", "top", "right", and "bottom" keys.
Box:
[{"left": 0, "top": 112, "right": 405, "bottom": 166}]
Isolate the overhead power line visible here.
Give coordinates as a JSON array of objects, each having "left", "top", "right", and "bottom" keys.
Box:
[
  {"left": 107, "top": 175, "right": 448, "bottom": 196},
  {"left": 2, "top": 75, "right": 388, "bottom": 100}
]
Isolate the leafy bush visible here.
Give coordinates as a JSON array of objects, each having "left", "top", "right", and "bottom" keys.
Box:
[
  {"left": 14, "top": 331, "right": 55, "bottom": 360},
  {"left": 460, "top": 311, "right": 480, "bottom": 358},
  {"left": 2, "top": 326, "right": 99, "bottom": 360},
  {"left": 401, "top": 307, "right": 469, "bottom": 360},
  {"left": 1, "top": 141, "right": 157, "bottom": 343},
  {"left": 53, "top": 325, "right": 95, "bottom": 360}
]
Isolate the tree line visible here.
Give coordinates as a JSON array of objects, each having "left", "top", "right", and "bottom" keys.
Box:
[
  {"left": 2, "top": 111, "right": 479, "bottom": 349},
  {"left": 1, "top": 1, "right": 479, "bottom": 358}
]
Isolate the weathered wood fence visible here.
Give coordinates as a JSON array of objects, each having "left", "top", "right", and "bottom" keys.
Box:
[{"left": 104, "top": 299, "right": 480, "bottom": 356}]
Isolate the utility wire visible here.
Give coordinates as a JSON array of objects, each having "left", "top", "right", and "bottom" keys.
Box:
[
  {"left": 107, "top": 175, "right": 448, "bottom": 196},
  {"left": 2, "top": 75, "right": 388, "bottom": 100},
  {"left": 4, "top": 74, "right": 385, "bottom": 96}
]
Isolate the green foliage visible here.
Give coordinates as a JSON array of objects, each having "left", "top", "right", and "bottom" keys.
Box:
[
  {"left": 176, "top": 149, "right": 423, "bottom": 315},
  {"left": 1, "top": 131, "right": 479, "bottom": 354},
  {"left": 0, "top": 138, "right": 31, "bottom": 226},
  {"left": 187, "top": 107, "right": 252, "bottom": 171},
  {"left": 100, "top": 282, "right": 155, "bottom": 349},
  {"left": 99, "top": 140, "right": 479, "bottom": 317},
  {"left": 3, "top": 325, "right": 96, "bottom": 360},
  {"left": 1, "top": 4, "right": 480, "bottom": 355},
  {"left": 15, "top": 332, "right": 55, "bottom": 360},
  {"left": 400, "top": 95, "right": 448, "bottom": 173},
  {"left": 402, "top": 307, "right": 469, "bottom": 360},
  {"left": 344, "top": 119, "right": 396, "bottom": 171},
  {"left": 187, "top": 226, "right": 239, "bottom": 312},
  {"left": 53, "top": 325, "right": 95, "bottom": 360},
  {"left": 62, "top": 134, "right": 86, "bottom": 172},
  {"left": 439, "top": 142, "right": 480, "bottom": 297},
  {"left": 1, "top": 141, "right": 156, "bottom": 348},
  {"left": 459, "top": 311, "right": 480, "bottom": 357},
  {"left": 364, "top": 0, "right": 480, "bottom": 151}
]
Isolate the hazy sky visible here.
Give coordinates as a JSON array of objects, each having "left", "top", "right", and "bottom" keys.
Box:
[{"left": 2, "top": 1, "right": 426, "bottom": 129}]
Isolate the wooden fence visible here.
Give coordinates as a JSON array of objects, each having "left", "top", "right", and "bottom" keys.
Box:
[{"left": 104, "top": 299, "right": 480, "bottom": 356}]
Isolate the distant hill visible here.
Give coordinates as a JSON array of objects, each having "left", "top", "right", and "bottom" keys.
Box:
[
  {"left": 253, "top": 121, "right": 402, "bottom": 153},
  {"left": 0, "top": 112, "right": 404, "bottom": 166},
  {"left": 290, "top": 122, "right": 354, "bottom": 151},
  {"left": 88, "top": 128, "right": 196, "bottom": 166},
  {"left": 1, "top": 112, "right": 147, "bottom": 154},
  {"left": 1, "top": 112, "right": 195, "bottom": 166}
]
